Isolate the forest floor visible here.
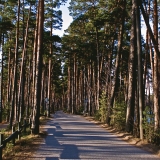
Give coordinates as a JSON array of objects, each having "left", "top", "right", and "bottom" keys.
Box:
[
  {"left": 1, "top": 116, "right": 49, "bottom": 160},
  {"left": 1, "top": 114, "right": 160, "bottom": 159}
]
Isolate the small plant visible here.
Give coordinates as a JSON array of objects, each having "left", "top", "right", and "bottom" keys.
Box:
[
  {"left": 94, "top": 91, "right": 107, "bottom": 122},
  {"left": 76, "top": 106, "right": 84, "bottom": 115},
  {"left": 143, "top": 106, "right": 154, "bottom": 142},
  {"left": 142, "top": 106, "right": 160, "bottom": 144},
  {"left": 99, "top": 91, "right": 107, "bottom": 123},
  {"left": 63, "top": 107, "right": 67, "bottom": 113},
  {"left": 0, "top": 128, "right": 6, "bottom": 133},
  {"left": 2, "top": 102, "right": 10, "bottom": 122},
  {"left": 110, "top": 91, "right": 126, "bottom": 130},
  {"left": 3, "top": 142, "right": 15, "bottom": 157},
  {"left": 94, "top": 109, "right": 101, "bottom": 121}
]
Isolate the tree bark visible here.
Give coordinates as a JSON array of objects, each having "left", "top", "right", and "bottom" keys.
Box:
[
  {"left": 10, "top": 0, "right": 20, "bottom": 127},
  {"left": 136, "top": 0, "right": 144, "bottom": 140},
  {"left": 32, "top": 0, "right": 44, "bottom": 134},
  {"left": 106, "top": 22, "right": 125, "bottom": 125},
  {"left": 153, "top": 0, "right": 160, "bottom": 133},
  {"left": 17, "top": 6, "right": 31, "bottom": 122},
  {"left": 126, "top": 0, "right": 136, "bottom": 133}
]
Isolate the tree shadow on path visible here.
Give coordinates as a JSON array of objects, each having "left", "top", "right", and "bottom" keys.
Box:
[{"left": 41, "top": 119, "right": 80, "bottom": 160}]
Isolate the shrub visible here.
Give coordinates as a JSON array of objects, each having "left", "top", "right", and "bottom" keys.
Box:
[
  {"left": 110, "top": 95, "right": 126, "bottom": 130},
  {"left": 99, "top": 91, "right": 107, "bottom": 123},
  {"left": 93, "top": 91, "right": 107, "bottom": 122},
  {"left": 94, "top": 109, "right": 101, "bottom": 121}
]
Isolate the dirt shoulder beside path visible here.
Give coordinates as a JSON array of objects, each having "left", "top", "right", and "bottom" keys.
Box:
[
  {"left": 84, "top": 116, "right": 160, "bottom": 158},
  {"left": 2, "top": 116, "right": 50, "bottom": 160}
]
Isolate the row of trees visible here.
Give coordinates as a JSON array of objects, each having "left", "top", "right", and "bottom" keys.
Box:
[
  {"left": 0, "top": 0, "right": 66, "bottom": 134},
  {"left": 61, "top": 0, "right": 160, "bottom": 143},
  {"left": 0, "top": 0, "right": 160, "bottom": 145}
]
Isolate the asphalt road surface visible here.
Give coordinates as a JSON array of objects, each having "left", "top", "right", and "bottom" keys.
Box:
[{"left": 30, "top": 111, "right": 160, "bottom": 160}]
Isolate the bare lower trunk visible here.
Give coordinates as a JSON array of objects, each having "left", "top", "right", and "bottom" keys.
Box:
[{"left": 10, "top": 0, "right": 20, "bottom": 127}]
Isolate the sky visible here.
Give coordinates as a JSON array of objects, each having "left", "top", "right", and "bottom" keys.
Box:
[
  {"left": 55, "top": 1, "right": 147, "bottom": 38},
  {"left": 54, "top": 0, "right": 73, "bottom": 37}
]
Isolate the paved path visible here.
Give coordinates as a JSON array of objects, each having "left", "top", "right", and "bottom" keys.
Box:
[
  {"left": 0, "top": 123, "right": 9, "bottom": 130},
  {"left": 30, "top": 111, "right": 159, "bottom": 160}
]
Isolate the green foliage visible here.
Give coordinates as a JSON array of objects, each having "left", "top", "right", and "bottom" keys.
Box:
[
  {"left": 2, "top": 102, "right": 10, "bottom": 122},
  {"left": 152, "top": 128, "right": 160, "bottom": 145},
  {"left": 143, "top": 106, "right": 160, "bottom": 144},
  {"left": 143, "top": 106, "right": 156, "bottom": 143},
  {"left": 110, "top": 99, "right": 126, "bottom": 130},
  {"left": 93, "top": 91, "right": 107, "bottom": 122},
  {"left": 93, "top": 109, "right": 101, "bottom": 121},
  {"left": 3, "top": 142, "right": 14, "bottom": 158},
  {"left": 0, "top": 128, "right": 7, "bottom": 135},
  {"left": 99, "top": 91, "right": 107, "bottom": 123},
  {"left": 63, "top": 107, "right": 67, "bottom": 113},
  {"left": 76, "top": 106, "right": 84, "bottom": 115}
]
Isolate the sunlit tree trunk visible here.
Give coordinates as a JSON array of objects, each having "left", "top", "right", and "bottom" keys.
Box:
[
  {"left": 0, "top": 34, "right": 4, "bottom": 122},
  {"left": 153, "top": 0, "right": 159, "bottom": 133},
  {"left": 26, "top": 56, "right": 32, "bottom": 117},
  {"left": 79, "top": 70, "right": 83, "bottom": 110},
  {"left": 95, "top": 27, "right": 100, "bottom": 110},
  {"left": 7, "top": 36, "right": 12, "bottom": 105},
  {"left": 10, "top": 0, "right": 20, "bottom": 127},
  {"left": 73, "top": 53, "right": 76, "bottom": 113},
  {"left": 87, "top": 63, "right": 91, "bottom": 116},
  {"left": 18, "top": 6, "right": 31, "bottom": 122},
  {"left": 75, "top": 59, "right": 78, "bottom": 112},
  {"left": 136, "top": 0, "right": 144, "bottom": 140},
  {"left": 67, "top": 60, "right": 71, "bottom": 112},
  {"left": 92, "top": 62, "right": 96, "bottom": 114}
]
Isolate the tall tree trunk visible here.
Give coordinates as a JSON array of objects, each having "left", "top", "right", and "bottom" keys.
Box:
[
  {"left": 18, "top": 6, "right": 31, "bottom": 122},
  {"left": 83, "top": 66, "right": 86, "bottom": 113},
  {"left": 10, "top": 0, "right": 20, "bottom": 127},
  {"left": 26, "top": 56, "right": 32, "bottom": 117},
  {"left": 47, "top": 21, "right": 53, "bottom": 117},
  {"left": 7, "top": 37, "right": 12, "bottom": 105},
  {"left": 87, "top": 63, "right": 91, "bottom": 116},
  {"left": 92, "top": 62, "right": 96, "bottom": 114},
  {"left": 0, "top": 37, "right": 3, "bottom": 122},
  {"left": 73, "top": 53, "right": 76, "bottom": 113},
  {"left": 32, "top": 1, "right": 39, "bottom": 109},
  {"left": 153, "top": 0, "right": 160, "bottom": 137},
  {"left": 7, "top": 43, "right": 12, "bottom": 122},
  {"left": 126, "top": 0, "right": 136, "bottom": 133},
  {"left": 67, "top": 60, "right": 71, "bottom": 112},
  {"left": 95, "top": 27, "right": 100, "bottom": 110},
  {"left": 71, "top": 61, "right": 74, "bottom": 114},
  {"left": 136, "top": 0, "right": 144, "bottom": 140},
  {"left": 75, "top": 59, "right": 78, "bottom": 112},
  {"left": 106, "top": 16, "right": 125, "bottom": 125},
  {"left": 32, "top": 0, "right": 44, "bottom": 134}
]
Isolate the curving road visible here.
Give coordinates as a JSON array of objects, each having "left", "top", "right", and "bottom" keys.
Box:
[{"left": 30, "top": 111, "right": 159, "bottom": 160}]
